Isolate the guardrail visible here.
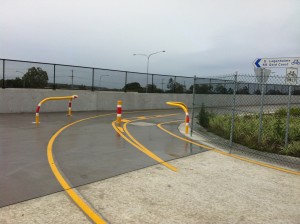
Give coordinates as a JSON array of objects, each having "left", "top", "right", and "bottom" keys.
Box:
[
  {"left": 34, "top": 95, "right": 78, "bottom": 125},
  {"left": 166, "top": 101, "right": 189, "bottom": 134}
]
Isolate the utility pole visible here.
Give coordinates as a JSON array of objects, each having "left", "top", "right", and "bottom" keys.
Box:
[{"left": 71, "top": 70, "right": 74, "bottom": 89}]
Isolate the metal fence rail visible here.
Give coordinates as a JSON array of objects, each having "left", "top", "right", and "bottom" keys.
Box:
[
  {"left": 192, "top": 74, "right": 300, "bottom": 169},
  {"left": 0, "top": 58, "right": 196, "bottom": 93}
]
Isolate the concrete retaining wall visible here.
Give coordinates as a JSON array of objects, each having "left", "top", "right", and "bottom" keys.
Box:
[
  {"left": 0, "top": 89, "right": 193, "bottom": 113},
  {"left": 195, "top": 94, "right": 300, "bottom": 107},
  {"left": 1, "top": 89, "right": 299, "bottom": 113}
]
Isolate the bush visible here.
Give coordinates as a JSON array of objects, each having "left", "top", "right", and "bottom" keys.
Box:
[
  {"left": 275, "top": 107, "right": 300, "bottom": 117},
  {"left": 197, "top": 107, "right": 300, "bottom": 158},
  {"left": 197, "top": 103, "right": 212, "bottom": 128},
  {"left": 280, "top": 141, "right": 300, "bottom": 157}
]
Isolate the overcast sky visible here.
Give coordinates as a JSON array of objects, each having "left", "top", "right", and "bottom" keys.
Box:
[{"left": 1, "top": 0, "right": 299, "bottom": 77}]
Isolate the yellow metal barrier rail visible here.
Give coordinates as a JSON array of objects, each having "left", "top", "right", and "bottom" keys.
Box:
[
  {"left": 166, "top": 101, "right": 190, "bottom": 134},
  {"left": 34, "top": 95, "right": 78, "bottom": 124}
]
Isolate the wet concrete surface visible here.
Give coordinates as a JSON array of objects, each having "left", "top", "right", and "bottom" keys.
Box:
[
  {"left": 1, "top": 109, "right": 200, "bottom": 207},
  {"left": 1, "top": 110, "right": 300, "bottom": 224}
]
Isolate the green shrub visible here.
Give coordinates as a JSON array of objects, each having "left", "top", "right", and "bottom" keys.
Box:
[
  {"left": 275, "top": 107, "right": 300, "bottom": 117},
  {"left": 280, "top": 141, "right": 300, "bottom": 157},
  {"left": 198, "top": 107, "right": 300, "bottom": 158},
  {"left": 197, "top": 104, "right": 212, "bottom": 128}
]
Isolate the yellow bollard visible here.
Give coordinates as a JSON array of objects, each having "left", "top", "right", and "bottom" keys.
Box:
[
  {"left": 166, "top": 101, "right": 189, "bottom": 134},
  {"left": 117, "top": 100, "right": 122, "bottom": 124}
]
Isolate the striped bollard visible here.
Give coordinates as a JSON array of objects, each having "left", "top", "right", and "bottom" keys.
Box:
[
  {"left": 67, "top": 99, "right": 72, "bottom": 116},
  {"left": 117, "top": 100, "right": 122, "bottom": 125},
  {"left": 185, "top": 113, "right": 189, "bottom": 134},
  {"left": 35, "top": 104, "right": 41, "bottom": 124}
]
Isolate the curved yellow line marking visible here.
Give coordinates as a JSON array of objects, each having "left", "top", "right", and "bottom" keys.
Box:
[
  {"left": 157, "top": 120, "right": 300, "bottom": 176},
  {"left": 47, "top": 110, "right": 181, "bottom": 223},
  {"left": 47, "top": 113, "right": 115, "bottom": 224},
  {"left": 111, "top": 114, "right": 178, "bottom": 172}
]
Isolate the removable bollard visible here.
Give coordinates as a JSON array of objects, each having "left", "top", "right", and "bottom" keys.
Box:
[
  {"left": 35, "top": 105, "right": 41, "bottom": 124},
  {"left": 67, "top": 99, "right": 72, "bottom": 116},
  {"left": 117, "top": 100, "right": 122, "bottom": 125},
  {"left": 185, "top": 113, "right": 189, "bottom": 134}
]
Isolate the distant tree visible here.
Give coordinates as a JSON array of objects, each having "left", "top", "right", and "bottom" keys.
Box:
[
  {"left": 78, "top": 85, "right": 88, "bottom": 90},
  {"left": 266, "top": 89, "right": 283, "bottom": 95},
  {"left": 5, "top": 77, "right": 23, "bottom": 88},
  {"left": 214, "top": 84, "right": 228, "bottom": 94},
  {"left": 254, "top": 89, "right": 261, "bottom": 95},
  {"left": 23, "top": 67, "right": 48, "bottom": 88},
  {"left": 146, "top": 84, "right": 164, "bottom": 93},
  {"left": 123, "top": 82, "right": 143, "bottom": 92},
  {"left": 167, "top": 78, "right": 175, "bottom": 92},
  {"left": 227, "top": 88, "right": 234, "bottom": 94},
  {"left": 237, "top": 86, "right": 249, "bottom": 94},
  {"left": 166, "top": 78, "right": 185, "bottom": 93},
  {"left": 189, "top": 84, "right": 213, "bottom": 94}
]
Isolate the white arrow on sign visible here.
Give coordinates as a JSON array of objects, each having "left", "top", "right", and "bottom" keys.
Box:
[{"left": 253, "top": 57, "right": 300, "bottom": 68}]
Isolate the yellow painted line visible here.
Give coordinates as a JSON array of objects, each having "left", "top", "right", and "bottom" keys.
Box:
[
  {"left": 47, "top": 113, "right": 116, "bottom": 224},
  {"left": 137, "top": 116, "right": 146, "bottom": 119},
  {"left": 46, "top": 110, "right": 179, "bottom": 223},
  {"left": 111, "top": 114, "right": 178, "bottom": 172},
  {"left": 117, "top": 126, "right": 124, "bottom": 133},
  {"left": 157, "top": 120, "right": 300, "bottom": 176},
  {"left": 121, "top": 119, "right": 131, "bottom": 123},
  {"left": 123, "top": 122, "right": 177, "bottom": 172}
]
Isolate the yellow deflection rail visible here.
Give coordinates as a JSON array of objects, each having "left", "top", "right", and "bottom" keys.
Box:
[
  {"left": 166, "top": 101, "right": 190, "bottom": 134},
  {"left": 35, "top": 95, "right": 78, "bottom": 124}
]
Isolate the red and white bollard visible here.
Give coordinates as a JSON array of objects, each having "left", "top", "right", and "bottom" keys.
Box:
[
  {"left": 185, "top": 113, "right": 189, "bottom": 134},
  {"left": 35, "top": 104, "right": 41, "bottom": 124},
  {"left": 67, "top": 99, "right": 72, "bottom": 116},
  {"left": 117, "top": 100, "right": 122, "bottom": 125}
]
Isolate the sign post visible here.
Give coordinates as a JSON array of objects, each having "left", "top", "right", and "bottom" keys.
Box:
[{"left": 284, "top": 67, "right": 298, "bottom": 148}]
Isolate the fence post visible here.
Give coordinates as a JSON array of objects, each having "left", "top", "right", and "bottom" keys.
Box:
[
  {"left": 190, "top": 76, "right": 197, "bottom": 137},
  {"left": 2, "top": 59, "right": 5, "bottom": 89},
  {"left": 53, "top": 64, "right": 56, "bottom": 90},
  {"left": 284, "top": 85, "right": 292, "bottom": 148},
  {"left": 91, "top": 68, "right": 95, "bottom": 91},
  {"left": 124, "top": 72, "right": 127, "bottom": 92},
  {"left": 258, "top": 68, "right": 266, "bottom": 144},
  {"left": 173, "top": 76, "right": 176, "bottom": 93},
  {"left": 151, "top": 74, "right": 154, "bottom": 93},
  {"left": 229, "top": 72, "right": 238, "bottom": 152}
]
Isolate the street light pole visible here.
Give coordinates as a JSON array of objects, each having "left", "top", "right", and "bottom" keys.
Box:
[
  {"left": 16, "top": 71, "right": 25, "bottom": 88},
  {"left": 99, "top": 75, "right": 109, "bottom": 90},
  {"left": 133, "top": 50, "right": 166, "bottom": 93}
]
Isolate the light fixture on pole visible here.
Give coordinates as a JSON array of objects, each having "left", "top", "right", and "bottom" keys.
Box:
[
  {"left": 133, "top": 50, "right": 166, "bottom": 93},
  {"left": 16, "top": 71, "right": 26, "bottom": 88}
]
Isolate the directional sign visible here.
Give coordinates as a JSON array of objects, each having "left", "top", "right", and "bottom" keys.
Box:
[
  {"left": 285, "top": 68, "right": 298, "bottom": 85},
  {"left": 253, "top": 57, "right": 300, "bottom": 68}
]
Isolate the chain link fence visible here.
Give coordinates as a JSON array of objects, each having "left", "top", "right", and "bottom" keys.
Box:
[
  {"left": 0, "top": 59, "right": 194, "bottom": 93},
  {"left": 192, "top": 73, "right": 300, "bottom": 170}
]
